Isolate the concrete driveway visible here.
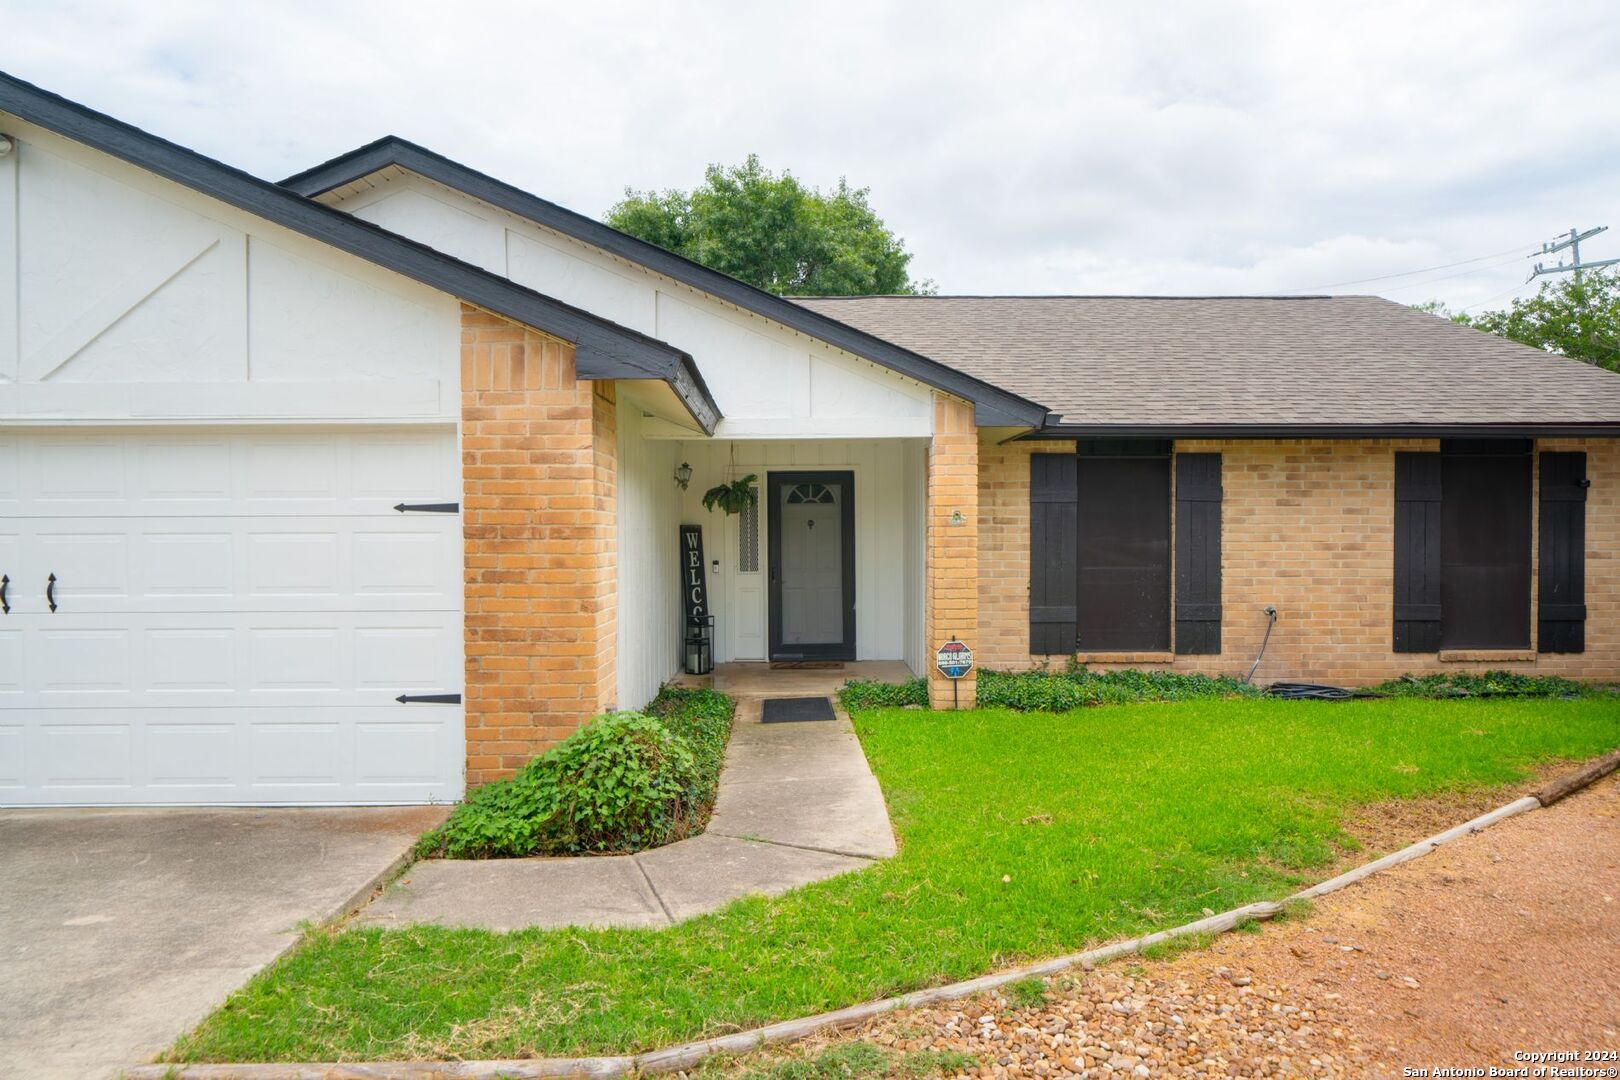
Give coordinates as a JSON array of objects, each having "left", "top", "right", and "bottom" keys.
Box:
[{"left": 0, "top": 805, "right": 446, "bottom": 1079}]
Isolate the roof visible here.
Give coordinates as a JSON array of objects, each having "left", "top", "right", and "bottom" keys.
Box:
[
  {"left": 0, "top": 70, "right": 719, "bottom": 433},
  {"left": 280, "top": 137, "right": 1048, "bottom": 429},
  {"left": 791, "top": 295, "right": 1620, "bottom": 436}
]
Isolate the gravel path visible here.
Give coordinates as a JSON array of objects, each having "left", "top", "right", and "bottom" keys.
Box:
[{"left": 715, "top": 773, "right": 1620, "bottom": 1079}]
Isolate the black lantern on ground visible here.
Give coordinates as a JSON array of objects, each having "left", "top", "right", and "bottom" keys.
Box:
[{"left": 684, "top": 615, "right": 714, "bottom": 675}]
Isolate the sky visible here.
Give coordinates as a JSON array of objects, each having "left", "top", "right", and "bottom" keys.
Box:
[{"left": 4, "top": 0, "right": 1617, "bottom": 310}]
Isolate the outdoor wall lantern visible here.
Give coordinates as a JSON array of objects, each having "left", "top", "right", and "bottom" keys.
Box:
[{"left": 674, "top": 461, "right": 693, "bottom": 490}]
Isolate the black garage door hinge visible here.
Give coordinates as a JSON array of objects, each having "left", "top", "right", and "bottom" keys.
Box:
[
  {"left": 396, "top": 693, "right": 463, "bottom": 705},
  {"left": 394, "top": 502, "right": 459, "bottom": 513}
]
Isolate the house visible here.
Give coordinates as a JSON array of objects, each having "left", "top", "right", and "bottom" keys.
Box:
[{"left": 3, "top": 71, "right": 1617, "bottom": 808}]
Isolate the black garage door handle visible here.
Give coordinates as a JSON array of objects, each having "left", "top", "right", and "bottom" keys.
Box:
[
  {"left": 396, "top": 693, "right": 462, "bottom": 704},
  {"left": 1, "top": 574, "right": 8, "bottom": 614},
  {"left": 46, "top": 573, "right": 56, "bottom": 613}
]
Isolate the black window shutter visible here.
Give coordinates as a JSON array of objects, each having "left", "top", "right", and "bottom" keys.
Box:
[
  {"left": 1174, "top": 453, "right": 1222, "bottom": 654},
  {"left": 1538, "top": 451, "right": 1587, "bottom": 653},
  {"left": 1029, "top": 453, "right": 1078, "bottom": 655},
  {"left": 1393, "top": 452, "right": 1443, "bottom": 652}
]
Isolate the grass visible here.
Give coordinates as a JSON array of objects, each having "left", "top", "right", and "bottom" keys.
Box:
[
  {"left": 170, "top": 696, "right": 1620, "bottom": 1064},
  {"left": 693, "top": 1041, "right": 978, "bottom": 1080}
]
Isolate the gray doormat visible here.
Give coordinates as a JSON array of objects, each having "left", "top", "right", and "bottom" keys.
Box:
[{"left": 761, "top": 696, "right": 837, "bottom": 723}]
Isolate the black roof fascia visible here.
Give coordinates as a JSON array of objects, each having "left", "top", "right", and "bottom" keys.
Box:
[
  {"left": 0, "top": 71, "right": 719, "bottom": 434},
  {"left": 1022, "top": 422, "right": 1620, "bottom": 440},
  {"left": 282, "top": 137, "right": 1048, "bottom": 429}
]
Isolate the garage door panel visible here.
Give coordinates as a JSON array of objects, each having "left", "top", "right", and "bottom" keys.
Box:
[
  {"left": 140, "top": 531, "right": 234, "bottom": 596},
  {"left": 0, "top": 724, "right": 21, "bottom": 787},
  {"left": 4, "top": 706, "right": 461, "bottom": 805},
  {"left": 3, "top": 428, "right": 464, "bottom": 806},
  {"left": 6, "top": 429, "right": 459, "bottom": 517},
  {"left": 0, "top": 628, "right": 20, "bottom": 693},
  {"left": 32, "top": 531, "right": 130, "bottom": 601},
  {"left": 7, "top": 516, "right": 459, "bottom": 613},
  {"left": 6, "top": 611, "right": 461, "bottom": 706},
  {"left": 138, "top": 437, "right": 234, "bottom": 502},
  {"left": 36, "top": 627, "right": 131, "bottom": 693},
  {"left": 37, "top": 721, "right": 133, "bottom": 788}
]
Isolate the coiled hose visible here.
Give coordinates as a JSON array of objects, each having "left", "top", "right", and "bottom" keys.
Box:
[{"left": 1244, "top": 604, "right": 1367, "bottom": 700}]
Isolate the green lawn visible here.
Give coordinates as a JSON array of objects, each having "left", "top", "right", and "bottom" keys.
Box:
[{"left": 172, "top": 696, "right": 1620, "bottom": 1063}]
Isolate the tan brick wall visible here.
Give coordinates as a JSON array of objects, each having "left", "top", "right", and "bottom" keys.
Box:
[
  {"left": 979, "top": 436, "right": 1620, "bottom": 685},
  {"left": 460, "top": 304, "right": 618, "bottom": 786},
  {"left": 926, "top": 393, "right": 979, "bottom": 708}
]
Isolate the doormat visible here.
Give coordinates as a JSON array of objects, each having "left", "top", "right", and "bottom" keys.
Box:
[
  {"left": 761, "top": 696, "right": 837, "bottom": 723},
  {"left": 770, "top": 661, "right": 845, "bottom": 670}
]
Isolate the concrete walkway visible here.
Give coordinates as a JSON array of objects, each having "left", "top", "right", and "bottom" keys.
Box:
[{"left": 360, "top": 664, "right": 905, "bottom": 932}]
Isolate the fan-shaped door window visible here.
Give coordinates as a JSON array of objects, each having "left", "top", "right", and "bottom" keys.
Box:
[{"left": 785, "top": 482, "right": 837, "bottom": 505}]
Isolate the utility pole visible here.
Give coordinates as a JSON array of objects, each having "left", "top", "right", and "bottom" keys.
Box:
[{"left": 1529, "top": 225, "right": 1618, "bottom": 284}]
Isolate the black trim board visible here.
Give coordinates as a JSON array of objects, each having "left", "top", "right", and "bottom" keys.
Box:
[
  {"left": 281, "top": 137, "right": 1048, "bottom": 429},
  {"left": 0, "top": 70, "right": 720, "bottom": 435},
  {"left": 1028, "top": 423, "right": 1620, "bottom": 439}
]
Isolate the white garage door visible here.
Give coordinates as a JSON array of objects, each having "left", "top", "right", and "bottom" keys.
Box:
[{"left": 0, "top": 429, "right": 465, "bottom": 806}]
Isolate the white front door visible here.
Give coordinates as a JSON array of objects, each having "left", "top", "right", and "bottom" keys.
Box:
[{"left": 0, "top": 429, "right": 465, "bottom": 806}]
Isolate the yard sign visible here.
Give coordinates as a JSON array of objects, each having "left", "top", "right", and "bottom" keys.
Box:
[{"left": 935, "top": 638, "right": 973, "bottom": 679}]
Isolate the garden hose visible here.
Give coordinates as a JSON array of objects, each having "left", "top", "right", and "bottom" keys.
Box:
[{"left": 1244, "top": 605, "right": 1278, "bottom": 684}]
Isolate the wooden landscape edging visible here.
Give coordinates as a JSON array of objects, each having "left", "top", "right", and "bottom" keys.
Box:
[{"left": 124, "top": 759, "right": 1620, "bottom": 1080}]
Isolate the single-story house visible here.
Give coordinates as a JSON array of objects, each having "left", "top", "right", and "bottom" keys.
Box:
[{"left": 3, "top": 71, "right": 1617, "bottom": 807}]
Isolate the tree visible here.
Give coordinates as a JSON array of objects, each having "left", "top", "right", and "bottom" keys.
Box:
[
  {"left": 605, "top": 155, "right": 934, "bottom": 296},
  {"left": 1420, "top": 269, "right": 1620, "bottom": 371}
]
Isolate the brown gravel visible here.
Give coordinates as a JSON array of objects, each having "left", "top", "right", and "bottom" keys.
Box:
[{"left": 710, "top": 773, "right": 1620, "bottom": 1079}]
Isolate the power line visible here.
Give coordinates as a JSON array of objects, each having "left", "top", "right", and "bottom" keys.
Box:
[
  {"left": 1284, "top": 243, "right": 1533, "bottom": 292},
  {"left": 1459, "top": 281, "right": 1532, "bottom": 313},
  {"left": 1374, "top": 252, "right": 1534, "bottom": 296}
]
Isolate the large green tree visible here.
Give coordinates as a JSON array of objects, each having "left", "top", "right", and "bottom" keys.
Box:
[
  {"left": 1422, "top": 269, "right": 1620, "bottom": 371},
  {"left": 605, "top": 155, "right": 933, "bottom": 296}
]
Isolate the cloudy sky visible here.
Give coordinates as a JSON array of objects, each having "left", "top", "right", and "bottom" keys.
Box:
[{"left": 5, "top": 0, "right": 1616, "bottom": 309}]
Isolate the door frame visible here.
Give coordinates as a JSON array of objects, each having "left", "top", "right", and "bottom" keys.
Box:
[{"left": 767, "top": 470, "right": 856, "bottom": 661}]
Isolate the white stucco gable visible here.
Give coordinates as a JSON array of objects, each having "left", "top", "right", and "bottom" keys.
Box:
[
  {"left": 323, "top": 170, "right": 935, "bottom": 439},
  {"left": 0, "top": 121, "right": 460, "bottom": 424}
]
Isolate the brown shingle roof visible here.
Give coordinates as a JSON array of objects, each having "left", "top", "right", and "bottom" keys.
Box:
[{"left": 789, "top": 295, "right": 1620, "bottom": 432}]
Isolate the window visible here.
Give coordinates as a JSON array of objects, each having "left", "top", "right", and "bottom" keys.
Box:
[
  {"left": 737, "top": 484, "right": 760, "bottom": 573},
  {"left": 1394, "top": 440, "right": 1536, "bottom": 652},
  {"left": 1029, "top": 443, "right": 1222, "bottom": 655}
]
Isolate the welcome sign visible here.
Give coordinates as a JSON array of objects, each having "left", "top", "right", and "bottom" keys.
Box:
[{"left": 680, "top": 525, "right": 708, "bottom": 622}]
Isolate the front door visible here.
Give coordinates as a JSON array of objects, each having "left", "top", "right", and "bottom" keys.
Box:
[{"left": 768, "top": 471, "right": 855, "bottom": 661}]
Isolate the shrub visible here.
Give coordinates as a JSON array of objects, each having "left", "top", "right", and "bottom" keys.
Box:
[
  {"left": 840, "top": 666, "right": 1261, "bottom": 714},
  {"left": 419, "top": 687, "right": 735, "bottom": 860},
  {"left": 1370, "top": 670, "right": 1590, "bottom": 699},
  {"left": 839, "top": 677, "right": 929, "bottom": 710},
  {"left": 976, "top": 665, "right": 1263, "bottom": 711}
]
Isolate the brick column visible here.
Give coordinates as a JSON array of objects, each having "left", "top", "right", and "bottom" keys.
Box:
[
  {"left": 926, "top": 392, "right": 979, "bottom": 709},
  {"left": 460, "top": 304, "right": 618, "bottom": 786}
]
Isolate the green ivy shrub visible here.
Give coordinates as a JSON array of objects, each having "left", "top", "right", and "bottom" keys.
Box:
[
  {"left": 419, "top": 687, "right": 735, "bottom": 860},
  {"left": 977, "top": 666, "right": 1263, "bottom": 710},
  {"left": 1370, "top": 670, "right": 1590, "bottom": 699},
  {"left": 839, "top": 677, "right": 929, "bottom": 710},
  {"left": 839, "top": 667, "right": 1261, "bottom": 713}
]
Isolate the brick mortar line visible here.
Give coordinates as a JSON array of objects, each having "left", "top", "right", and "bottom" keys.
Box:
[{"left": 124, "top": 756, "right": 1620, "bottom": 1080}]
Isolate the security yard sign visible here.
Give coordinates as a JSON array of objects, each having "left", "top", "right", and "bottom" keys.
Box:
[{"left": 935, "top": 638, "right": 973, "bottom": 680}]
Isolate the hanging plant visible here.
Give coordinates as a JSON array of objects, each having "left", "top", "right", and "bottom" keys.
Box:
[{"left": 701, "top": 474, "right": 759, "bottom": 515}]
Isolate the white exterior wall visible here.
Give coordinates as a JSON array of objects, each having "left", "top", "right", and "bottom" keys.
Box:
[
  {"left": 0, "top": 122, "right": 461, "bottom": 425},
  {"left": 615, "top": 400, "right": 684, "bottom": 709},
  {"left": 675, "top": 438, "right": 927, "bottom": 667},
  {"left": 326, "top": 173, "right": 935, "bottom": 439}
]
